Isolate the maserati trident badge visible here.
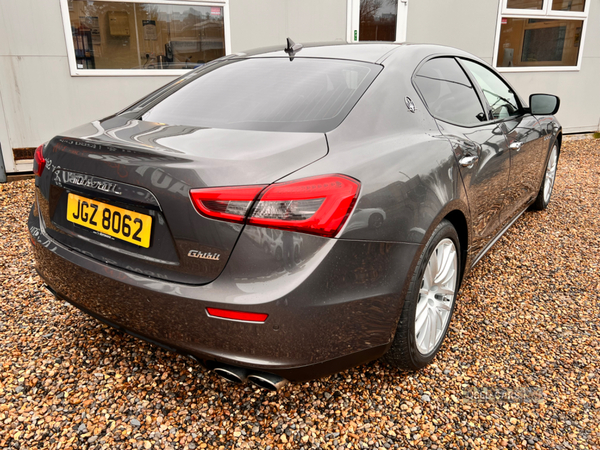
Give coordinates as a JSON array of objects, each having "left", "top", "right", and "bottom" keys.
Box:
[{"left": 405, "top": 96, "right": 416, "bottom": 113}]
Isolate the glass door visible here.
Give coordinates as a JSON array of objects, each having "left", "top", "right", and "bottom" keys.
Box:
[{"left": 348, "top": 0, "right": 408, "bottom": 43}]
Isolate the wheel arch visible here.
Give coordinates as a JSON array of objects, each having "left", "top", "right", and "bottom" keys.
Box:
[{"left": 405, "top": 199, "right": 470, "bottom": 293}]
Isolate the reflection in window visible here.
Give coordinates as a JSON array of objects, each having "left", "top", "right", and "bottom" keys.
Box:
[
  {"left": 552, "top": 0, "right": 585, "bottom": 12},
  {"left": 140, "top": 59, "right": 380, "bottom": 133},
  {"left": 506, "top": 0, "right": 544, "bottom": 9},
  {"left": 359, "top": 0, "right": 397, "bottom": 41},
  {"left": 497, "top": 18, "right": 583, "bottom": 67},
  {"left": 68, "top": 0, "right": 225, "bottom": 70},
  {"left": 461, "top": 60, "right": 521, "bottom": 119},
  {"left": 414, "top": 58, "right": 486, "bottom": 127}
]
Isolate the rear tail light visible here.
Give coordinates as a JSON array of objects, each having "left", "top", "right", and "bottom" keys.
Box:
[
  {"left": 190, "top": 185, "right": 266, "bottom": 224},
  {"left": 33, "top": 144, "right": 46, "bottom": 177},
  {"left": 190, "top": 174, "right": 360, "bottom": 238}
]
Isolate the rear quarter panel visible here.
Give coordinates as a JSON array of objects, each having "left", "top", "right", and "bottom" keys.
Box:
[{"left": 280, "top": 46, "right": 471, "bottom": 248}]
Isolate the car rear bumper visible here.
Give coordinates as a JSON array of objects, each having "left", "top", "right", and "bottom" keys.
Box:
[{"left": 29, "top": 207, "right": 420, "bottom": 381}]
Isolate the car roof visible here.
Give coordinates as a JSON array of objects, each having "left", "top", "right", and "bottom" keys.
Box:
[
  {"left": 235, "top": 42, "right": 476, "bottom": 65},
  {"left": 238, "top": 42, "right": 402, "bottom": 64}
]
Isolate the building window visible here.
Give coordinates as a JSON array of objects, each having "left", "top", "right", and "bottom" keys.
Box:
[
  {"left": 61, "top": 0, "right": 229, "bottom": 75},
  {"left": 495, "top": 0, "right": 588, "bottom": 70}
]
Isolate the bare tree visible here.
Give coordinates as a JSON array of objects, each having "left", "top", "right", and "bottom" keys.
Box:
[{"left": 360, "top": 0, "right": 383, "bottom": 23}]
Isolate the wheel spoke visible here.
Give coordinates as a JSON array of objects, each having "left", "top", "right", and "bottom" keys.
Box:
[
  {"left": 435, "top": 298, "right": 452, "bottom": 312},
  {"left": 415, "top": 302, "right": 428, "bottom": 335},
  {"left": 434, "top": 244, "right": 456, "bottom": 286},
  {"left": 436, "top": 286, "right": 455, "bottom": 297},
  {"left": 417, "top": 313, "right": 430, "bottom": 350},
  {"left": 428, "top": 251, "right": 439, "bottom": 284},
  {"left": 427, "top": 309, "right": 437, "bottom": 350},
  {"left": 434, "top": 306, "right": 446, "bottom": 339}
]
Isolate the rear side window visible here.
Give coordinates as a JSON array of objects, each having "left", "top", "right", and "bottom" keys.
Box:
[
  {"left": 140, "top": 58, "right": 381, "bottom": 133},
  {"left": 414, "top": 57, "right": 486, "bottom": 127}
]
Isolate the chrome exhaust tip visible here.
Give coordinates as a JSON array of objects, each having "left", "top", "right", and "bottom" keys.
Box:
[
  {"left": 213, "top": 364, "right": 248, "bottom": 384},
  {"left": 247, "top": 373, "right": 288, "bottom": 391}
]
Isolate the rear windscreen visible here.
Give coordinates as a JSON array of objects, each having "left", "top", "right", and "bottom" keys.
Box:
[{"left": 139, "top": 58, "right": 381, "bottom": 133}]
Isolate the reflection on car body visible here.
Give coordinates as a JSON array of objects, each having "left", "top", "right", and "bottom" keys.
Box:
[{"left": 343, "top": 208, "right": 386, "bottom": 232}]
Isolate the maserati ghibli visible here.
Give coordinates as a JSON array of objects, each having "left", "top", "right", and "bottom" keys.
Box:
[{"left": 29, "top": 42, "right": 561, "bottom": 390}]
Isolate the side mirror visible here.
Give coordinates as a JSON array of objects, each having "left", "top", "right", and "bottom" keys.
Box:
[{"left": 529, "top": 94, "right": 560, "bottom": 115}]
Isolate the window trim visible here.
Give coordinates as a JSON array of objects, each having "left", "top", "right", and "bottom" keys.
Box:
[
  {"left": 493, "top": 0, "right": 589, "bottom": 72},
  {"left": 59, "top": 0, "right": 231, "bottom": 77}
]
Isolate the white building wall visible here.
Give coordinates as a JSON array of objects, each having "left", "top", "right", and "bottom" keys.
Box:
[
  {"left": 229, "top": 0, "right": 347, "bottom": 52},
  {"left": 0, "top": 0, "right": 347, "bottom": 173},
  {"left": 406, "top": 0, "right": 499, "bottom": 64},
  {"left": 406, "top": 0, "right": 600, "bottom": 134}
]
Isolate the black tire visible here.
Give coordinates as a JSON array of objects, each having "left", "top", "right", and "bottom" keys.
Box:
[
  {"left": 385, "top": 220, "right": 461, "bottom": 370},
  {"left": 530, "top": 142, "right": 559, "bottom": 211}
]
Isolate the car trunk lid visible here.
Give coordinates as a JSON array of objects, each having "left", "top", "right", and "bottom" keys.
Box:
[{"left": 38, "top": 116, "right": 328, "bottom": 285}]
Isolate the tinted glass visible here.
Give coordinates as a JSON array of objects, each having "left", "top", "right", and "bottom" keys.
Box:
[
  {"left": 461, "top": 59, "right": 521, "bottom": 119},
  {"left": 141, "top": 58, "right": 380, "bottom": 132},
  {"left": 414, "top": 58, "right": 486, "bottom": 126}
]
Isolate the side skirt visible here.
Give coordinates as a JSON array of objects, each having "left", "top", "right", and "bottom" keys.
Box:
[{"left": 469, "top": 205, "right": 529, "bottom": 269}]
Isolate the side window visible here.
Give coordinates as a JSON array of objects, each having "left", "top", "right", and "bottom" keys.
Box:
[
  {"left": 460, "top": 59, "right": 522, "bottom": 120},
  {"left": 414, "top": 57, "right": 486, "bottom": 127}
]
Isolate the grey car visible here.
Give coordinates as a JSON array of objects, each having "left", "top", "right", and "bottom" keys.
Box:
[{"left": 29, "top": 42, "right": 561, "bottom": 390}]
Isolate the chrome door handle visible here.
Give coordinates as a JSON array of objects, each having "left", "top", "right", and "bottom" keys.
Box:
[
  {"left": 459, "top": 155, "right": 479, "bottom": 168},
  {"left": 509, "top": 141, "right": 523, "bottom": 151}
]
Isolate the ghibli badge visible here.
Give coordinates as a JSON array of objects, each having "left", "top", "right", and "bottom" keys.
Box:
[{"left": 188, "top": 250, "right": 221, "bottom": 261}]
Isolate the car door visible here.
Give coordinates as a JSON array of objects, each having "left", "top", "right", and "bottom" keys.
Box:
[
  {"left": 413, "top": 57, "right": 511, "bottom": 258},
  {"left": 458, "top": 59, "right": 545, "bottom": 225}
]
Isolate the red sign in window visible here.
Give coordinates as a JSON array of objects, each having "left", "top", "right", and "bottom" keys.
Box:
[{"left": 211, "top": 7, "right": 222, "bottom": 16}]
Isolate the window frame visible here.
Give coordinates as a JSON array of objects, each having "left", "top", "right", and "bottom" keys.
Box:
[
  {"left": 59, "top": 0, "right": 231, "bottom": 77},
  {"left": 493, "top": 0, "right": 589, "bottom": 72}
]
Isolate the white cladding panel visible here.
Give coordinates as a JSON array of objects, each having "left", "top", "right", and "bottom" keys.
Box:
[{"left": 229, "top": 0, "right": 347, "bottom": 53}]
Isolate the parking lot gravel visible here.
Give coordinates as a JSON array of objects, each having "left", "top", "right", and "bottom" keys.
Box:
[{"left": 1, "top": 138, "right": 599, "bottom": 450}]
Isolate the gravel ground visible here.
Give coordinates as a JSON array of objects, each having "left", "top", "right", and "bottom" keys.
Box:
[{"left": 1, "top": 139, "right": 599, "bottom": 450}]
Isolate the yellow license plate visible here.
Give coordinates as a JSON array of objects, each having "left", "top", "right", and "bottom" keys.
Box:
[{"left": 66, "top": 193, "right": 152, "bottom": 248}]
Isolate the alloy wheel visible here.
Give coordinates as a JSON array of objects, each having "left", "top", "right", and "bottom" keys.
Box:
[{"left": 415, "top": 238, "right": 458, "bottom": 355}]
